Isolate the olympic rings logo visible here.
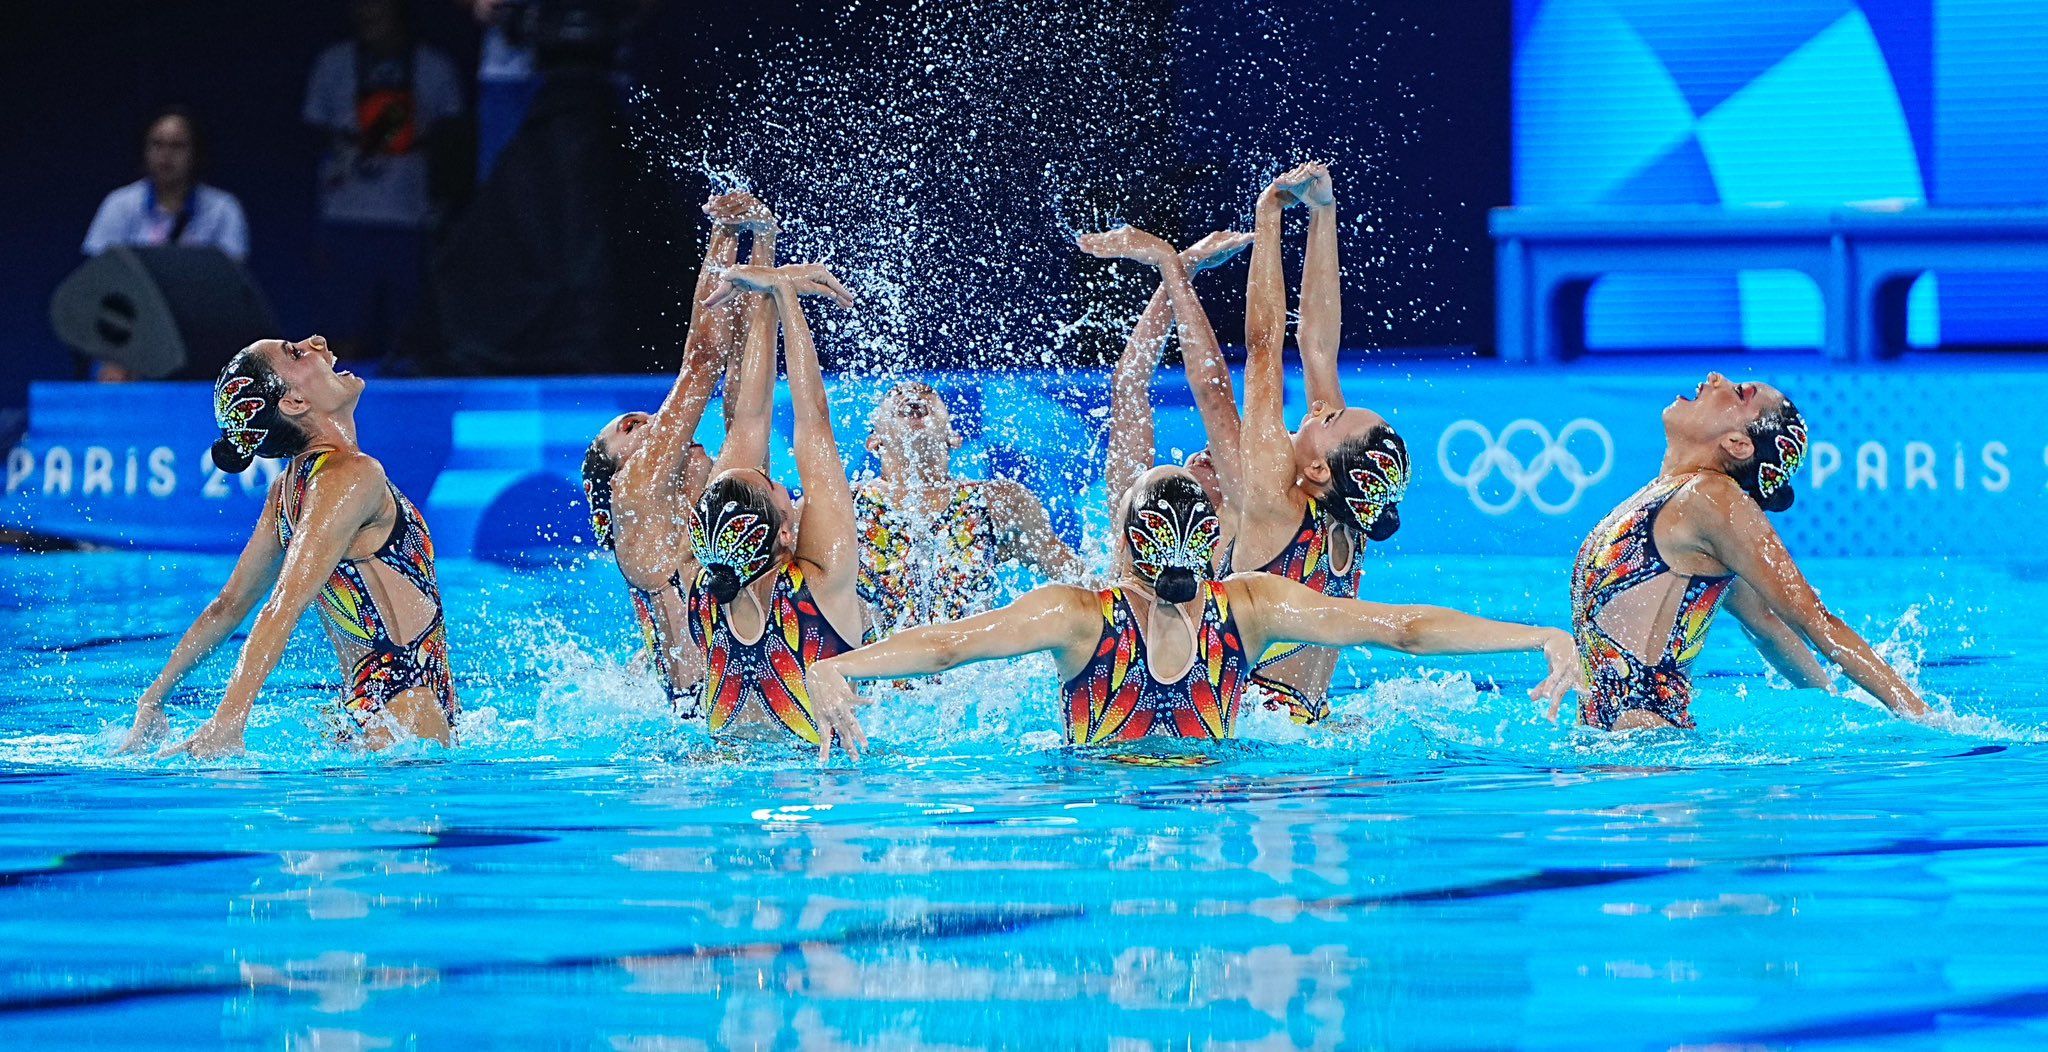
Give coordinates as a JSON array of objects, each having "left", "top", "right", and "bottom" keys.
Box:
[{"left": 1436, "top": 418, "right": 1614, "bottom": 515}]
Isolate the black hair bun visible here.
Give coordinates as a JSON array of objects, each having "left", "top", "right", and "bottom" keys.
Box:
[
  {"left": 1364, "top": 504, "right": 1401, "bottom": 542},
  {"left": 1154, "top": 568, "right": 1200, "bottom": 604},
  {"left": 704, "top": 564, "right": 744, "bottom": 605},
  {"left": 210, "top": 438, "right": 255, "bottom": 474},
  {"left": 1760, "top": 485, "right": 1795, "bottom": 514}
]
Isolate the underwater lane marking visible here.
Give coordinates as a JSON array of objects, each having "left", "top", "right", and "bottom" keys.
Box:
[
  {"left": 1707, "top": 986, "right": 2048, "bottom": 1044},
  {"left": 0, "top": 904, "right": 1087, "bottom": 1017},
  {"left": 0, "top": 829, "right": 558, "bottom": 889}
]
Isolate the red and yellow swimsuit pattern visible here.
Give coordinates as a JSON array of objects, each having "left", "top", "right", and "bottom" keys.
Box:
[
  {"left": 687, "top": 562, "right": 854, "bottom": 744},
  {"left": 276, "top": 450, "right": 457, "bottom": 735},
  {"left": 1060, "top": 582, "right": 1251, "bottom": 745},
  {"left": 1229, "top": 498, "right": 1362, "bottom": 725},
  {"left": 1571, "top": 476, "right": 1735, "bottom": 730}
]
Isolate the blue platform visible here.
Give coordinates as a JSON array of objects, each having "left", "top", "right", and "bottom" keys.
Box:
[
  {"left": 6, "top": 358, "right": 2043, "bottom": 564},
  {"left": 1492, "top": 205, "right": 2048, "bottom": 362}
]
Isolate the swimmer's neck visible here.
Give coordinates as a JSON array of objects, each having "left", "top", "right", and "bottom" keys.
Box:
[
  {"left": 873, "top": 446, "right": 954, "bottom": 487},
  {"left": 298, "top": 409, "right": 361, "bottom": 453},
  {"left": 1659, "top": 440, "right": 1726, "bottom": 480}
]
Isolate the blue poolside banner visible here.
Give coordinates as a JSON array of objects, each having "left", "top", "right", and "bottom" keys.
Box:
[{"left": 3, "top": 362, "right": 2041, "bottom": 563}]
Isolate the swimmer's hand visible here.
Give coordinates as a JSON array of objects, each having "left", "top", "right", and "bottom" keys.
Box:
[
  {"left": 703, "top": 190, "right": 777, "bottom": 233},
  {"left": 705, "top": 263, "right": 855, "bottom": 309},
  {"left": 159, "top": 713, "right": 246, "bottom": 760},
  {"left": 117, "top": 701, "right": 170, "bottom": 754},
  {"left": 1180, "top": 230, "right": 1254, "bottom": 274},
  {"left": 805, "top": 663, "right": 869, "bottom": 764},
  {"left": 1529, "top": 629, "right": 1583, "bottom": 722},
  {"left": 1075, "top": 225, "right": 1178, "bottom": 267},
  {"left": 1270, "top": 161, "right": 1335, "bottom": 210}
]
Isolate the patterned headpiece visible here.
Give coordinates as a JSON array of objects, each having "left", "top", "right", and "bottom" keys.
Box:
[
  {"left": 1329, "top": 428, "right": 1410, "bottom": 531},
  {"left": 690, "top": 495, "right": 779, "bottom": 587},
  {"left": 1754, "top": 417, "right": 1810, "bottom": 504},
  {"left": 1124, "top": 481, "right": 1220, "bottom": 585},
  {"left": 213, "top": 374, "right": 270, "bottom": 460}
]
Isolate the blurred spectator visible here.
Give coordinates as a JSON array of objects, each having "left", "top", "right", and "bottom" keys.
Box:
[
  {"left": 466, "top": 0, "right": 540, "bottom": 181},
  {"left": 82, "top": 106, "right": 249, "bottom": 261},
  {"left": 304, "top": 0, "right": 465, "bottom": 360}
]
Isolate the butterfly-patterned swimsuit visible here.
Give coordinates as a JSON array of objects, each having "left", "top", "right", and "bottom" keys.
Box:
[
  {"left": 627, "top": 573, "right": 698, "bottom": 715},
  {"left": 853, "top": 481, "right": 999, "bottom": 639},
  {"left": 1572, "top": 475, "right": 1736, "bottom": 730},
  {"left": 1223, "top": 498, "right": 1362, "bottom": 725},
  {"left": 1061, "top": 583, "right": 1251, "bottom": 745},
  {"left": 687, "top": 563, "right": 854, "bottom": 744},
  {"left": 276, "top": 450, "right": 457, "bottom": 736}
]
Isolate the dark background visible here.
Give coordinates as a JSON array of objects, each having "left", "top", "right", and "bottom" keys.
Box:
[{"left": 0, "top": 1, "right": 1509, "bottom": 410}]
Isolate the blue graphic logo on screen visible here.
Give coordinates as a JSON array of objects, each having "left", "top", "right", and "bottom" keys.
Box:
[{"left": 1513, "top": 0, "right": 2048, "bottom": 349}]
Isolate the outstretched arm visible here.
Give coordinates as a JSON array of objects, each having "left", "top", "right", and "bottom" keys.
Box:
[
  {"left": 1238, "top": 573, "right": 1581, "bottom": 712},
  {"left": 121, "top": 489, "right": 286, "bottom": 752},
  {"left": 1725, "top": 579, "right": 1833, "bottom": 690},
  {"left": 162, "top": 456, "right": 390, "bottom": 758},
  {"left": 1104, "top": 283, "right": 1173, "bottom": 504},
  {"left": 801, "top": 584, "right": 1097, "bottom": 761},
  {"left": 1289, "top": 164, "right": 1344, "bottom": 409},
  {"left": 769, "top": 268, "right": 859, "bottom": 588},
  {"left": 1699, "top": 487, "right": 1928, "bottom": 718}
]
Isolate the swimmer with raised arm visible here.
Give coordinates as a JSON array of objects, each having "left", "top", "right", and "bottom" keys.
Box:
[
  {"left": 1098, "top": 229, "right": 1254, "bottom": 522},
  {"left": 853, "top": 381, "right": 1085, "bottom": 637},
  {"left": 1081, "top": 168, "right": 1406, "bottom": 726},
  {"left": 1571, "top": 374, "right": 1929, "bottom": 730},
  {"left": 678, "top": 261, "right": 867, "bottom": 746},
  {"left": 801, "top": 465, "right": 1578, "bottom": 761},
  {"left": 123, "top": 336, "right": 455, "bottom": 757},
  {"left": 580, "top": 190, "right": 775, "bottom": 711}
]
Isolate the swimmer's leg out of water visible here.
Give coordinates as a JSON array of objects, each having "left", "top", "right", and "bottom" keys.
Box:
[{"left": 704, "top": 192, "right": 777, "bottom": 442}]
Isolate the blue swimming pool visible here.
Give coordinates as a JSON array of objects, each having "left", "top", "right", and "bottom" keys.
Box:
[{"left": 2, "top": 549, "right": 2043, "bottom": 1048}]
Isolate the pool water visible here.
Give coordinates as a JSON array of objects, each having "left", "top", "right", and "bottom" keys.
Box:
[{"left": 3, "top": 549, "right": 2046, "bottom": 1049}]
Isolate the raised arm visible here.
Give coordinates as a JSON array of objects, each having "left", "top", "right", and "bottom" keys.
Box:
[
  {"left": 1104, "top": 283, "right": 1173, "bottom": 503},
  {"left": 1724, "top": 578, "right": 1833, "bottom": 690},
  {"left": 1239, "top": 170, "right": 1308, "bottom": 506},
  {"left": 1290, "top": 164, "right": 1345, "bottom": 409},
  {"left": 710, "top": 288, "right": 779, "bottom": 477},
  {"left": 1238, "top": 572, "right": 1582, "bottom": 711},
  {"left": 1699, "top": 487, "right": 1928, "bottom": 718},
  {"left": 1084, "top": 228, "right": 1252, "bottom": 504},
  {"left": 802, "top": 584, "right": 1098, "bottom": 761},
  {"left": 162, "top": 455, "right": 390, "bottom": 758},
  {"left": 987, "top": 480, "right": 1087, "bottom": 582},
  {"left": 120, "top": 488, "right": 286, "bottom": 752}
]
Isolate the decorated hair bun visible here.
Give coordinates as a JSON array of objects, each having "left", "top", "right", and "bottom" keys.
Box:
[
  {"left": 1364, "top": 503, "right": 1401, "bottom": 542},
  {"left": 1760, "top": 484, "right": 1795, "bottom": 514},
  {"left": 1153, "top": 567, "right": 1200, "bottom": 604},
  {"left": 210, "top": 436, "right": 256, "bottom": 474},
  {"left": 704, "top": 564, "right": 745, "bottom": 605}
]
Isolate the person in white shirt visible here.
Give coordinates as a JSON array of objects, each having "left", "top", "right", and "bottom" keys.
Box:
[
  {"left": 82, "top": 106, "right": 250, "bottom": 262},
  {"left": 303, "top": 0, "right": 465, "bottom": 360}
]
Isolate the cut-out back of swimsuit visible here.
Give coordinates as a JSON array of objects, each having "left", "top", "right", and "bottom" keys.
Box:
[
  {"left": 277, "top": 450, "right": 456, "bottom": 733},
  {"left": 1222, "top": 498, "right": 1361, "bottom": 725},
  {"left": 688, "top": 563, "right": 853, "bottom": 744},
  {"left": 1571, "top": 475, "right": 1734, "bottom": 729},
  {"left": 854, "top": 481, "right": 999, "bottom": 638},
  {"left": 1061, "top": 582, "right": 1250, "bottom": 745}
]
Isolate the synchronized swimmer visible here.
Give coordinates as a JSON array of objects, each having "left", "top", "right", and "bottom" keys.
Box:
[{"left": 126, "top": 165, "right": 1933, "bottom": 758}]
